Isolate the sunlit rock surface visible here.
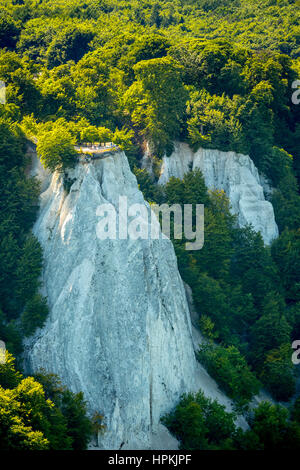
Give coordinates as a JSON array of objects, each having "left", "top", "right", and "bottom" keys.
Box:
[
  {"left": 24, "top": 150, "right": 246, "bottom": 449},
  {"left": 157, "top": 142, "right": 278, "bottom": 244}
]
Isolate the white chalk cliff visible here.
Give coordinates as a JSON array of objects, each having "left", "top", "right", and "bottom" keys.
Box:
[
  {"left": 156, "top": 142, "right": 278, "bottom": 244},
  {"left": 24, "top": 150, "right": 244, "bottom": 450}
]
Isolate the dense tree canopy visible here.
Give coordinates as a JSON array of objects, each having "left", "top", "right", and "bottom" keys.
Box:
[
  {"left": 0, "top": 353, "right": 92, "bottom": 450},
  {"left": 0, "top": 0, "right": 299, "bottom": 451},
  {"left": 163, "top": 391, "right": 300, "bottom": 450}
]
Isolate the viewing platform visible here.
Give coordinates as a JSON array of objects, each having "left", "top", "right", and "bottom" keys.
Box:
[{"left": 75, "top": 142, "right": 120, "bottom": 163}]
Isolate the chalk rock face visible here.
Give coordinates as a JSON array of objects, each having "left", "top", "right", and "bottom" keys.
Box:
[
  {"left": 25, "top": 150, "right": 248, "bottom": 449},
  {"left": 24, "top": 151, "right": 202, "bottom": 449},
  {"left": 158, "top": 142, "right": 278, "bottom": 244}
]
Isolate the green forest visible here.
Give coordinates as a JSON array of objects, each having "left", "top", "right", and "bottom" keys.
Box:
[{"left": 0, "top": 0, "right": 299, "bottom": 450}]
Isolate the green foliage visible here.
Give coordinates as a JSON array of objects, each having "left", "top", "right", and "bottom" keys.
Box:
[
  {"left": 59, "top": 390, "right": 92, "bottom": 450},
  {"left": 0, "top": 384, "right": 50, "bottom": 450},
  {"left": 198, "top": 343, "right": 260, "bottom": 408},
  {"left": 164, "top": 392, "right": 300, "bottom": 450},
  {"left": 17, "top": 17, "right": 63, "bottom": 62},
  {"left": 91, "top": 412, "right": 105, "bottom": 435},
  {"left": 249, "top": 308, "right": 292, "bottom": 370},
  {"left": 198, "top": 315, "right": 219, "bottom": 341},
  {"left": 165, "top": 169, "right": 209, "bottom": 206},
  {"left": 292, "top": 397, "right": 300, "bottom": 423},
  {"left": 34, "top": 372, "right": 92, "bottom": 450},
  {"left": 272, "top": 228, "right": 300, "bottom": 303},
  {"left": 124, "top": 56, "right": 188, "bottom": 156},
  {"left": 0, "top": 352, "right": 22, "bottom": 389},
  {"left": 244, "top": 401, "right": 300, "bottom": 450},
  {"left": 271, "top": 172, "right": 300, "bottom": 232},
  {"left": 133, "top": 167, "right": 162, "bottom": 203},
  {"left": 80, "top": 124, "right": 102, "bottom": 143},
  {"left": 0, "top": 119, "right": 45, "bottom": 354},
  {"left": 46, "top": 26, "right": 94, "bottom": 68},
  {"left": 0, "top": 0, "right": 297, "bottom": 191},
  {"left": 162, "top": 391, "right": 236, "bottom": 450},
  {"left": 266, "top": 147, "right": 293, "bottom": 187},
  {"left": 0, "top": 117, "right": 25, "bottom": 169},
  {"left": 112, "top": 127, "right": 135, "bottom": 153},
  {"left": 230, "top": 226, "right": 279, "bottom": 309},
  {"left": 0, "top": 12, "right": 19, "bottom": 49},
  {"left": 21, "top": 294, "right": 49, "bottom": 337},
  {"left": 260, "top": 344, "right": 296, "bottom": 401},
  {"left": 0, "top": 354, "right": 91, "bottom": 450},
  {"left": 37, "top": 126, "right": 78, "bottom": 172},
  {"left": 15, "top": 235, "right": 43, "bottom": 307},
  {"left": 0, "top": 50, "right": 41, "bottom": 115},
  {"left": 0, "top": 312, "right": 22, "bottom": 358},
  {"left": 0, "top": 0, "right": 299, "bottom": 450},
  {"left": 159, "top": 171, "right": 296, "bottom": 404},
  {"left": 187, "top": 90, "right": 246, "bottom": 153}
]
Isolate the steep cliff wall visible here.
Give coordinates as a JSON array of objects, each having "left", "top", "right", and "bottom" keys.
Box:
[
  {"left": 156, "top": 142, "right": 278, "bottom": 244},
  {"left": 24, "top": 151, "right": 244, "bottom": 449}
]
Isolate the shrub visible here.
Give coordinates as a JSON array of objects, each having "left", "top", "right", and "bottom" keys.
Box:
[
  {"left": 37, "top": 127, "right": 78, "bottom": 172},
  {"left": 21, "top": 294, "right": 49, "bottom": 337},
  {"left": 198, "top": 343, "right": 260, "bottom": 408},
  {"left": 162, "top": 390, "right": 236, "bottom": 450}
]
